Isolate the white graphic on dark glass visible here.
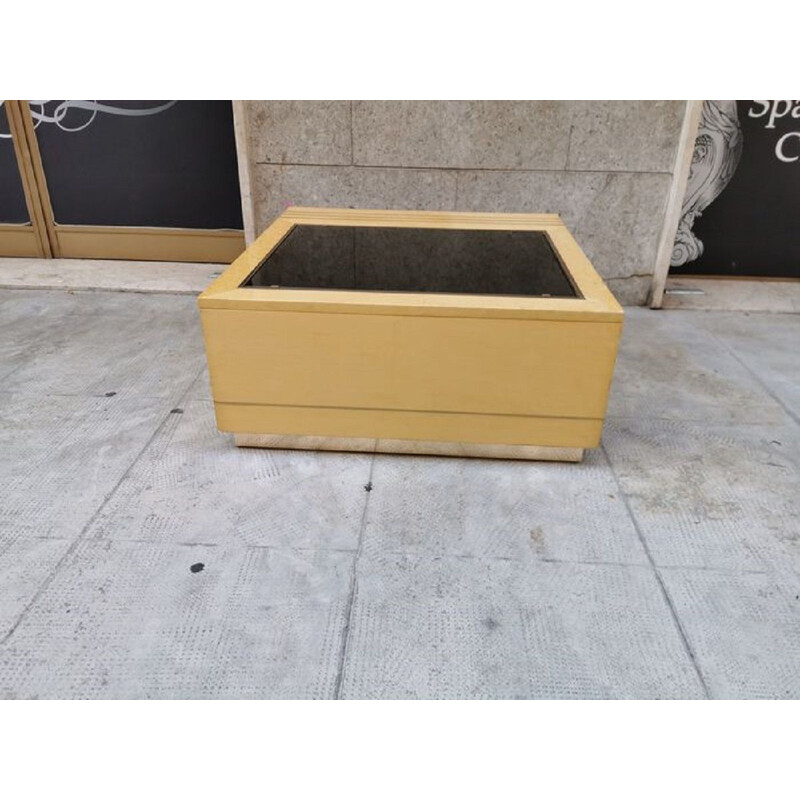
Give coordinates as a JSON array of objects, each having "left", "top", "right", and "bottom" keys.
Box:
[{"left": 0, "top": 100, "right": 178, "bottom": 138}]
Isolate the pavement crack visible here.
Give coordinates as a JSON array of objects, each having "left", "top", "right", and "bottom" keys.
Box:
[
  {"left": 0, "top": 364, "right": 207, "bottom": 648},
  {"left": 333, "top": 453, "right": 377, "bottom": 699},
  {"left": 600, "top": 442, "right": 713, "bottom": 699}
]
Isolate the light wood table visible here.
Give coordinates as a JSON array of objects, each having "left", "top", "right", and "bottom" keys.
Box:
[{"left": 198, "top": 207, "right": 623, "bottom": 461}]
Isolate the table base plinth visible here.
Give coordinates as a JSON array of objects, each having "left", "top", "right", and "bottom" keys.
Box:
[{"left": 233, "top": 433, "right": 584, "bottom": 462}]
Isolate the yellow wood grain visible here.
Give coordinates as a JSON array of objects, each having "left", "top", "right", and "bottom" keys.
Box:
[
  {"left": 201, "top": 289, "right": 618, "bottom": 322},
  {"left": 201, "top": 309, "right": 620, "bottom": 420},
  {"left": 54, "top": 226, "right": 245, "bottom": 263},
  {"left": 216, "top": 403, "right": 602, "bottom": 448},
  {"left": 0, "top": 225, "right": 42, "bottom": 257},
  {"left": 198, "top": 206, "right": 623, "bottom": 452}
]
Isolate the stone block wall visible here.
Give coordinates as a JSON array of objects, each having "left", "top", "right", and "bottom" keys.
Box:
[{"left": 243, "top": 101, "right": 687, "bottom": 304}]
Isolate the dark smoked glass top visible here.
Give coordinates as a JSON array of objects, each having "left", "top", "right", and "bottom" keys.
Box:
[{"left": 242, "top": 225, "right": 577, "bottom": 298}]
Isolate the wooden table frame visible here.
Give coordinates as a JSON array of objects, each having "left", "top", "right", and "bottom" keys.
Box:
[{"left": 198, "top": 207, "right": 624, "bottom": 461}]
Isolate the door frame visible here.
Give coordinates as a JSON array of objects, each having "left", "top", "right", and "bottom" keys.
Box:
[
  {"left": 648, "top": 100, "right": 704, "bottom": 308},
  {"left": 0, "top": 100, "right": 52, "bottom": 257},
  {"left": 2, "top": 100, "right": 246, "bottom": 263}
]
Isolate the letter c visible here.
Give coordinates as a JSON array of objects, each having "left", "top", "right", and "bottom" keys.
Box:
[{"left": 776, "top": 132, "right": 800, "bottom": 162}]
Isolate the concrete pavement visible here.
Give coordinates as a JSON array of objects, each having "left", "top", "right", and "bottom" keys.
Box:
[{"left": 0, "top": 288, "right": 798, "bottom": 698}]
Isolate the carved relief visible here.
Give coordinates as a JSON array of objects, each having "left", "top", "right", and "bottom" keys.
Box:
[{"left": 671, "top": 101, "right": 743, "bottom": 267}]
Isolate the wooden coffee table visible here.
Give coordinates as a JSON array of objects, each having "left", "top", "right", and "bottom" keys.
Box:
[{"left": 198, "top": 207, "right": 623, "bottom": 461}]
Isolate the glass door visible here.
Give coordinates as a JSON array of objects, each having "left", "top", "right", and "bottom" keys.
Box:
[{"left": 3, "top": 101, "right": 246, "bottom": 263}]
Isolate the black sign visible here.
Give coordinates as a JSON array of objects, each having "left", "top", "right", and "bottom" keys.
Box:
[{"left": 672, "top": 100, "right": 800, "bottom": 279}]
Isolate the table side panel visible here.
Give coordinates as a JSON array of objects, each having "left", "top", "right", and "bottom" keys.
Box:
[{"left": 200, "top": 307, "right": 622, "bottom": 422}]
